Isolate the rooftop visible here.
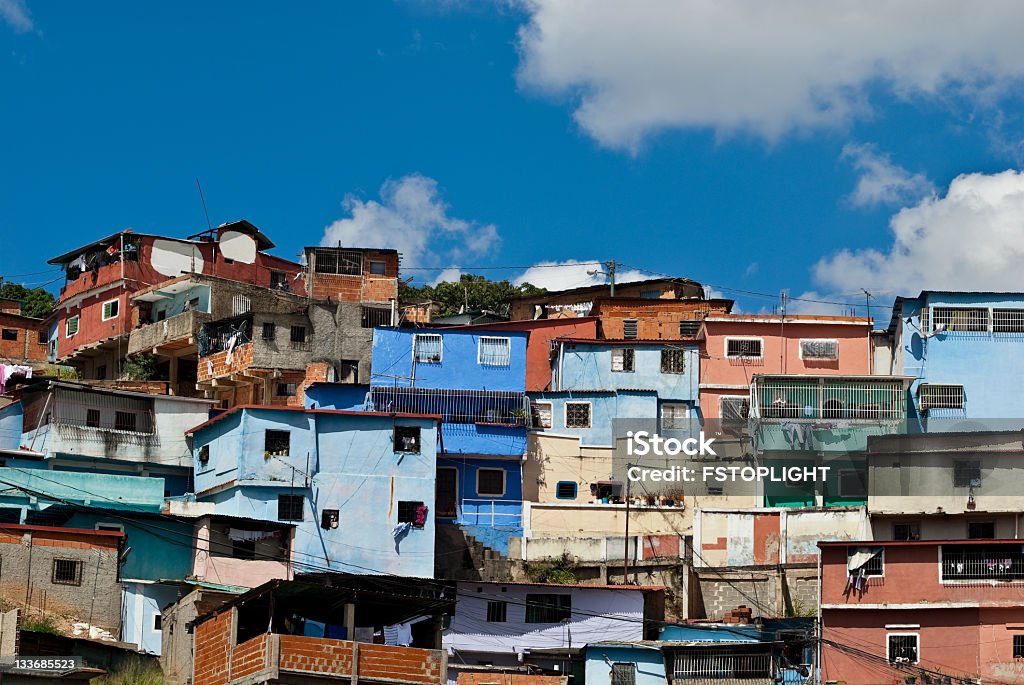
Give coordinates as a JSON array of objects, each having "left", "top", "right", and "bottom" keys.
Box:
[{"left": 185, "top": 403, "right": 443, "bottom": 435}]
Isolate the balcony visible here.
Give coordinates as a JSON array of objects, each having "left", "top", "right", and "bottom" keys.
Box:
[
  {"left": 128, "top": 310, "right": 211, "bottom": 355},
  {"left": 366, "top": 387, "right": 530, "bottom": 426},
  {"left": 941, "top": 544, "right": 1024, "bottom": 582}
]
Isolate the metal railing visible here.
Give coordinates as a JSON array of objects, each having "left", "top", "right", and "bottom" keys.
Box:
[
  {"left": 941, "top": 546, "right": 1024, "bottom": 581},
  {"left": 460, "top": 498, "right": 522, "bottom": 527},
  {"left": 672, "top": 648, "right": 773, "bottom": 683},
  {"left": 366, "top": 386, "right": 531, "bottom": 426},
  {"left": 750, "top": 378, "right": 906, "bottom": 422}
]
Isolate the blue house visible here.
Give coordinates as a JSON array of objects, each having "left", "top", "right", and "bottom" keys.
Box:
[
  {"left": 367, "top": 327, "right": 530, "bottom": 554},
  {"left": 186, "top": 405, "right": 441, "bottom": 578},
  {"left": 888, "top": 291, "right": 1024, "bottom": 431}
]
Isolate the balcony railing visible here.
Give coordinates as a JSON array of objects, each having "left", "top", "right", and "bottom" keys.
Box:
[
  {"left": 366, "top": 386, "right": 531, "bottom": 426},
  {"left": 941, "top": 545, "right": 1024, "bottom": 581},
  {"left": 672, "top": 648, "right": 773, "bottom": 683},
  {"left": 750, "top": 377, "right": 906, "bottom": 423}
]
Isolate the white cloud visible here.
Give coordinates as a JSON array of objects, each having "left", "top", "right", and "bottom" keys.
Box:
[
  {"left": 430, "top": 267, "right": 464, "bottom": 286},
  {"left": 512, "top": 259, "right": 650, "bottom": 291},
  {"left": 841, "top": 143, "right": 934, "bottom": 208},
  {"left": 0, "top": 0, "right": 31, "bottom": 32},
  {"left": 321, "top": 174, "right": 500, "bottom": 268},
  {"left": 814, "top": 169, "right": 1024, "bottom": 294},
  {"left": 515, "top": 1, "right": 1024, "bottom": 150}
]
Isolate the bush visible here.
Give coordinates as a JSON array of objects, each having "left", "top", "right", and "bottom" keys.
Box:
[
  {"left": 94, "top": 657, "right": 164, "bottom": 685},
  {"left": 21, "top": 615, "right": 62, "bottom": 635}
]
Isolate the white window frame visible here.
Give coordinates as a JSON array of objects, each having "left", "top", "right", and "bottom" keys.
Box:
[
  {"left": 720, "top": 395, "right": 751, "bottom": 418},
  {"left": 725, "top": 336, "right": 764, "bottom": 359},
  {"left": 564, "top": 401, "right": 592, "bottom": 429},
  {"left": 476, "top": 468, "right": 506, "bottom": 498},
  {"left": 918, "top": 384, "right": 965, "bottom": 411},
  {"left": 66, "top": 315, "right": 80, "bottom": 337},
  {"left": 477, "top": 336, "right": 511, "bottom": 366},
  {"left": 886, "top": 632, "right": 919, "bottom": 665},
  {"left": 413, "top": 333, "right": 443, "bottom": 363},
  {"left": 101, "top": 298, "right": 120, "bottom": 321},
  {"left": 837, "top": 468, "right": 867, "bottom": 498},
  {"left": 611, "top": 347, "right": 634, "bottom": 373},
  {"left": 848, "top": 547, "right": 885, "bottom": 578},
  {"left": 661, "top": 403, "right": 690, "bottom": 429},
  {"left": 799, "top": 338, "right": 839, "bottom": 361},
  {"left": 531, "top": 401, "right": 553, "bottom": 429}
]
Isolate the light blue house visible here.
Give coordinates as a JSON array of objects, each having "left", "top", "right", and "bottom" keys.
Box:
[
  {"left": 187, "top": 405, "right": 441, "bottom": 578},
  {"left": 367, "top": 328, "right": 531, "bottom": 554},
  {"left": 888, "top": 292, "right": 1024, "bottom": 431}
]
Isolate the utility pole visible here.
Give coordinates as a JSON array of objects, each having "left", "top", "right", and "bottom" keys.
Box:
[
  {"left": 623, "top": 465, "right": 631, "bottom": 583},
  {"left": 606, "top": 260, "right": 616, "bottom": 298},
  {"left": 862, "top": 289, "right": 874, "bottom": 374}
]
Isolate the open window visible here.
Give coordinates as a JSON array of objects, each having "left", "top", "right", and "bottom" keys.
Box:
[
  {"left": 887, "top": 633, "right": 919, "bottom": 664},
  {"left": 397, "top": 500, "right": 427, "bottom": 529},
  {"left": 265, "top": 430, "right": 290, "bottom": 457},
  {"left": 611, "top": 348, "right": 634, "bottom": 372},
  {"left": 394, "top": 426, "right": 421, "bottom": 453}
]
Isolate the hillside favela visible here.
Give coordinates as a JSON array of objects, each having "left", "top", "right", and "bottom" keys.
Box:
[{"left": 0, "top": 222, "right": 1015, "bottom": 685}]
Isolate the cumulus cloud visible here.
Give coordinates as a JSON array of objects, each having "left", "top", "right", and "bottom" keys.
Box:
[
  {"left": 0, "top": 0, "right": 32, "bottom": 32},
  {"left": 841, "top": 143, "right": 934, "bottom": 208},
  {"left": 321, "top": 174, "right": 500, "bottom": 268},
  {"left": 515, "top": 1, "right": 1024, "bottom": 150},
  {"left": 512, "top": 260, "right": 650, "bottom": 291},
  {"left": 430, "top": 267, "right": 464, "bottom": 286},
  {"left": 814, "top": 169, "right": 1024, "bottom": 294}
]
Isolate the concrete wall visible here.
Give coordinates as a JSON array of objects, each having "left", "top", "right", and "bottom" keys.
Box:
[
  {"left": 555, "top": 342, "right": 700, "bottom": 401},
  {"left": 583, "top": 645, "right": 666, "bottom": 685},
  {"left": 529, "top": 391, "right": 657, "bottom": 447},
  {"left": 690, "top": 566, "right": 819, "bottom": 620},
  {"left": 64, "top": 512, "right": 193, "bottom": 582},
  {"left": 122, "top": 581, "right": 180, "bottom": 654},
  {"left": 870, "top": 514, "right": 1021, "bottom": 540},
  {"left": 191, "top": 517, "right": 293, "bottom": 587}
]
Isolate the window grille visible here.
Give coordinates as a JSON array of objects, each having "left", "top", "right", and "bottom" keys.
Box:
[
  {"left": 369, "top": 387, "right": 529, "bottom": 426},
  {"left": 888, "top": 634, "right": 918, "bottom": 664},
  {"left": 555, "top": 481, "right": 577, "bottom": 499},
  {"left": 800, "top": 338, "right": 838, "bottom": 360},
  {"left": 413, "top": 334, "right": 443, "bottom": 363},
  {"left": 262, "top": 323, "right": 276, "bottom": 340},
  {"left": 893, "top": 522, "right": 920, "bottom": 541},
  {"left": 678, "top": 320, "right": 701, "bottom": 336},
  {"left": 726, "top": 338, "right": 762, "bottom": 358},
  {"left": 953, "top": 460, "right": 981, "bottom": 488},
  {"left": 932, "top": 307, "right": 988, "bottom": 332},
  {"left": 313, "top": 248, "right": 362, "bottom": 275},
  {"left": 277, "top": 494, "right": 303, "bottom": 521},
  {"left": 478, "top": 337, "right": 511, "bottom": 366},
  {"left": 524, "top": 594, "right": 571, "bottom": 623},
  {"left": 848, "top": 547, "right": 883, "bottom": 576},
  {"left": 397, "top": 500, "right": 427, "bottom": 528},
  {"left": 1013, "top": 635, "right": 1024, "bottom": 659},
  {"left": 611, "top": 348, "right": 634, "bottom": 372},
  {"left": 52, "top": 559, "right": 82, "bottom": 586},
  {"left": 622, "top": 319, "right": 638, "bottom": 339},
  {"left": 993, "top": 308, "right": 1024, "bottom": 333},
  {"left": 661, "top": 349, "right": 686, "bottom": 374},
  {"left": 114, "top": 411, "right": 137, "bottom": 432},
  {"left": 673, "top": 649, "right": 772, "bottom": 680},
  {"left": 232, "top": 295, "right": 250, "bottom": 316},
  {"left": 720, "top": 396, "right": 750, "bottom": 436},
  {"left": 661, "top": 403, "right": 689, "bottom": 429},
  {"left": 610, "top": 664, "right": 635, "bottom": 685},
  {"left": 270, "top": 271, "right": 289, "bottom": 291},
  {"left": 289, "top": 325, "right": 310, "bottom": 351},
  {"left": 565, "top": 402, "right": 591, "bottom": 428},
  {"left": 918, "top": 384, "right": 964, "bottom": 411},
  {"left": 531, "top": 402, "right": 553, "bottom": 429},
  {"left": 52, "top": 389, "right": 155, "bottom": 434},
  {"left": 486, "top": 601, "right": 507, "bottom": 623},
  {"left": 942, "top": 543, "right": 1023, "bottom": 580},
  {"left": 361, "top": 307, "right": 391, "bottom": 329}
]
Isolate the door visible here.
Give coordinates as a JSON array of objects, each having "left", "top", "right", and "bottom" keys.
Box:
[{"left": 436, "top": 467, "right": 458, "bottom": 518}]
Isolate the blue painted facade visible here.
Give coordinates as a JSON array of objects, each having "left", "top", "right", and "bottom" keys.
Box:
[
  {"left": 529, "top": 390, "right": 659, "bottom": 447},
  {"left": 0, "top": 402, "right": 23, "bottom": 450},
  {"left": 368, "top": 328, "right": 530, "bottom": 550},
  {"left": 122, "top": 581, "right": 181, "bottom": 654},
  {"left": 555, "top": 341, "right": 700, "bottom": 401},
  {"left": 303, "top": 383, "right": 370, "bottom": 411},
  {"left": 893, "top": 291, "right": 1024, "bottom": 430},
  {"left": 63, "top": 511, "right": 193, "bottom": 582},
  {"left": 189, "top": 407, "right": 440, "bottom": 578},
  {"left": 0, "top": 467, "right": 166, "bottom": 519},
  {"left": 148, "top": 282, "right": 211, "bottom": 322}
]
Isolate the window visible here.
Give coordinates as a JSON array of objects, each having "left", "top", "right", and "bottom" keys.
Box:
[
  {"left": 918, "top": 384, "right": 965, "bottom": 411},
  {"left": 95, "top": 523, "right": 123, "bottom": 533},
  {"left": 115, "top": 411, "right": 137, "bottom": 432},
  {"left": 726, "top": 338, "right": 763, "bottom": 358},
  {"left": 413, "top": 334, "right": 443, "bottom": 363},
  {"left": 276, "top": 383, "right": 297, "bottom": 397},
  {"left": 887, "top": 634, "right": 919, "bottom": 664},
  {"left": 661, "top": 348, "right": 686, "bottom": 374},
  {"left": 610, "top": 664, "right": 636, "bottom": 685},
  {"left": 525, "top": 594, "right": 571, "bottom": 623},
  {"left": 277, "top": 494, "right": 304, "bottom": 521},
  {"left": 1014, "top": 635, "right": 1024, "bottom": 659},
  {"left": 314, "top": 249, "right": 362, "bottom": 275},
  {"left": 290, "top": 325, "right": 306, "bottom": 343},
  {"left": 52, "top": 559, "right": 82, "bottom": 586},
  {"left": 361, "top": 307, "right": 391, "bottom": 329},
  {"left": 232, "top": 294, "right": 250, "bottom": 316},
  {"left": 101, "top": 299, "right": 119, "bottom": 321},
  {"left": 661, "top": 403, "right": 690, "bottom": 430},
  {"left": 954, "top": 460, "right": 981, "bottom": 488},
  {"left": 96, "top": 365, "right": 107, "bottom": 380},
  {"left": 565, "top": 402, "right": 591, "bottom": 428},
  {"left": 153, "top": 614, "right": 163, "bottom": 632},
  {"left": 37, "top": 330, "right": 47, "bottom": 345},
  {"left": 968, "top": 520, "right": 995, "bottom": 539},
  {"left": 262, "top": 322, "right": 276, "bottom": 340},
  {"left": 321, "top": 509, "right": 340, "bottom": 530},
  {"left": 800, "top": 339, "right": 838, "bottom": 361},
  {"left": 86, "top": 409, "right": 101, "bottom": 428},
  {"left": 270, "top": 271, "right": 289, "bottom": 290},
  {"left": 66, "top": 315, "right": 80, "bottom": 337},
  {"left": 232, "top": 539, "right": 256, "bottom": 560},
  {"left": 397, "top": 500, "right": 427, "bottom": 528},
  {"left": 822, "top": 399, "right": 845, "bottom": 419},
  {"left": 394, "top": 426, "right": 421, "bottom": 453},
  {"left": 369, "top": 260, "right": 387, "bottom": 275},
  {"left": 531, "top": 402, "right": 552, "bottom": 429},
  {"left": 848, "top": 547, "right": 884, "bottom": 576},
  {"left": 477, "top": 469, "right": 506, "bottom": 497},
  {"left": 478, "top": 337, "right": 511, "bottom": 366},
  {"left": 932, "top": 307, "right": 988, "bottom": 332},
  {"left": 622, "top": 319, "right": 638, "bottom": 339},
  {"left": 993, "top": 309, "right": 1024, "bottom": 333},
  {"left": 265, "top": 430, "right": 290, "bottom": 457},
  {"left": 611, "top": 348, "right": 634, "bottom": 372},
  {"left": 198, "top": 445, "right": 210, "bottom": 464},
  {"left": 678, "top": 320, "right": 701, "bottom": 336},
  {"left": 838, "top": 469, "right": 867, "bottom": 498},
  {"left": 720, "top": 396, "right": 751, "bottom": 435},
  {"left": 1, "top": 329, "right": 16, "bottom": 341},
  {"left": 338, "top": 360, "right": 359, "bottom": 384},
  {"left": 556, "top": 481, "right": 577, "bottom": 500},
  {"left": 486, "top": 600, "right": 507, "bottom": 623},
  {"left": 893, "top": 522, "right": 921, "bottom": 541}
]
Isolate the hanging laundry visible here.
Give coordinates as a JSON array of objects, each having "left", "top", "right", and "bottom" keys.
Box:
[
  {"left": 392, "top": 522, "right": 412, "bottom": 540},
  {"left": 302, "top": 619, "right": 326, "bottom": 638},
  {"left": 414, "top": 504, "right": 428, "bottom": 527},
  {"left": 227, "top": 528, "right": 276, "bottom": 542},
  {"left": 325, "top": 624, "right": 347, "bottom": 640},
  {"left": 383, "top": 622, "right": 413, "bottom": 646}
]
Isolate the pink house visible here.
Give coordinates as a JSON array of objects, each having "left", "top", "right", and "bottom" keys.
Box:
[
  {"left": 698, "top": 315, "right": 873, "bottom": 419},
  {"left": 820, "top": 539, "right": 1024, "bottom": 684}
]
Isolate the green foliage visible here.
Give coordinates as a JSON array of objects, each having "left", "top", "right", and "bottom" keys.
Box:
[
  {"left": 93, "top": 657, "right": 164, "bottom": 685},
  {"left": 21, "top": 615, "right": 62, "bottom": 635},
  {"left": 400, "top": 274, "right": 545, "bottom": 317},
  {"left": 526, "top": 552, "right": 578, "bottom": 584},
  {"left": 122, "top": 354, "right": 158, "bottom": 381},
  {"left": 0, "top": 282, "right": 56, "bottom": 318}
]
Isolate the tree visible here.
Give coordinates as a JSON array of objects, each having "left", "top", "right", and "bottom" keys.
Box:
[
  {"left": 0, "top": 282, "right": 56, "bottom": 318},
  {"left": 400, "top": 274, "right": 546, "bottom": 317}
]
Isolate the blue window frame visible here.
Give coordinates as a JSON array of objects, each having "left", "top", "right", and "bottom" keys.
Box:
[{"left": 555, "top": 481, "right": 577, "bottom": 500}]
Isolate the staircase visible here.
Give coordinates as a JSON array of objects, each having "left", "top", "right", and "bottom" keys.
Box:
[{"left": 435, "top": 524, "right": 515, "bottom": 582}]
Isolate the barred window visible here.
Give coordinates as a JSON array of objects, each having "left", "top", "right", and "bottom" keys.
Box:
[
  {"left": 610, "top": 664, "right": 636, "bottom": 685},
  {"left": 232, "top": 294, "right": 250, "bottom": 316},
  {"left": 413, "top": 334, "right": 443, "bottom": 363},
  {"left": 726, "top": 338, "right": 762, "bottom": 358},
  {"left": 993, "top": 309, "right": 1024, "bottom": 333},
  {"left": 1013, "top": 635, "right": 1024, "bottom": 659},
  {"left": 478, "top": 337, "right": 511, "bottom": 366},
  {"left": 565, "top": 402, "right": 591, "bottom": 428},
  {"left": 623, "top": 319, "right": 638, "bottom": 339},
  {"left": 114, "top": 411, "right": 137, "bottom": 432},
  {"left": 277, "top": 494, "right": 303, "bottom": 521},
  {"left": 661, "top": 348, "right": 686, "bottom": 373},
  {"left": 52, "top": 559, "right": 82, "bottom": 586},
  {"left": 486, "top": 600, "right": 507, "bottom": 622},
  {"left": 611, "top": 348, "right": 634, "bottom": 372},
  {"left": 531, "top": 402, "right": 553, "bottom": 429},
  {"left": 525, "top": 594, "right": 571, "bottom": 623},
  {"left": 888, "top": 634, "right": 918, "bottom": 664},
  {"left": 800, "top": 339, "right": 838, "bottom": 361},
  {"left": 361, "top": 307, "right": 391, "bottom": 329},
  {"left": 314, "top": 249, "right": 362, "bottom": 275},
  {"left": 918, "top": 384, "right": 965, "bottom": 411},
  {"left": 932, "top": 307, "right": 988, "bottom": 332},
  {"left": 262, "top": 322, "right": 276, "bottom": 340}
]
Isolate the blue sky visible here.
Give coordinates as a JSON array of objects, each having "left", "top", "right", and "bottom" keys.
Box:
[{"left": 4, "top": 1, "right": 1024, "bottom": 317}]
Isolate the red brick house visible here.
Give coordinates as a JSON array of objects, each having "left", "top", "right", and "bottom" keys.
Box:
[{"left": 0, "top": 298, "right": 48, "bottom": 370}]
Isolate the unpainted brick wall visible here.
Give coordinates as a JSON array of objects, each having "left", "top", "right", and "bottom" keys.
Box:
[
  {"left": 193, "top": 610, "right": 233, "bottom": 685},
  {"left": 197, "top": 343, "right": 254, "bottom": 382},
  {"left": 0, "top": 313, "right": 48, "bottom": 364},
  {"left": 598, "top": 301, "right": 731, "bottom": 339},
  {"left": 458, "top": 673, "right": 567, "bottom": 685}
]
